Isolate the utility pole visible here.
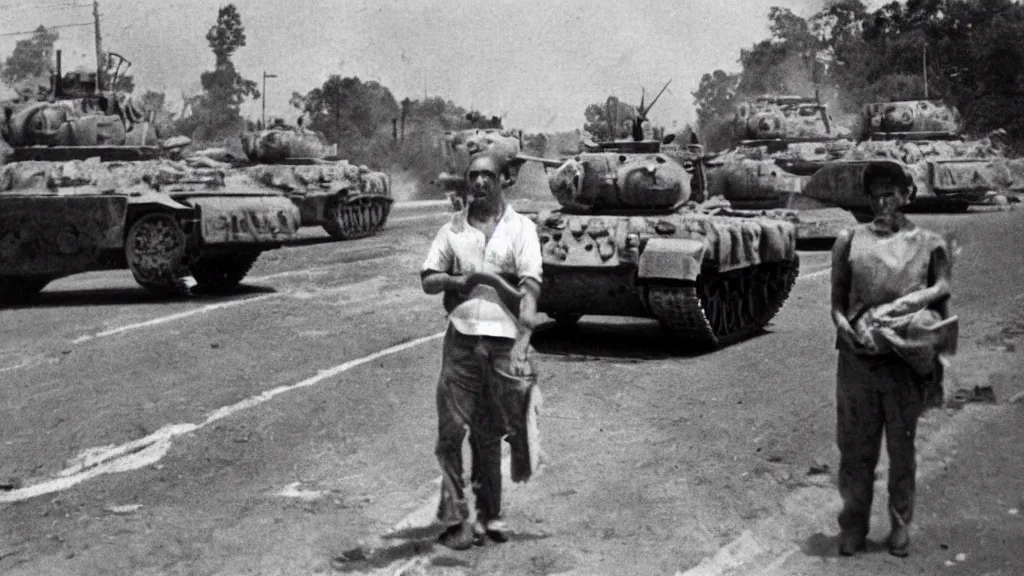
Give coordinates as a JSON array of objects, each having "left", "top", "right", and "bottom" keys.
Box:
[
  {"left": 262, "top": 71, "right": 277, "bottom": 128},
  {"left": 93, "top": 0, "right": 103, "bottom": 92},
  {"left": 923, "top": 44, "right": 929, "bottom": 100}
]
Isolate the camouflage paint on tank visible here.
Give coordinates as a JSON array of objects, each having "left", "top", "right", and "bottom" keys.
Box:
[
  {"left": 190, "top": 195, "right": 301, "bottom": 245},
  {"left": 0, "top": 195, "right": 127, "bottom": 275},
  {"left": 0, "top": 157, "right": 303, "bottom": 285},
  {"left": 438, "top": 128, "right": 524, "bottom": 195},
  {"left": 704, "top": 95, "right": 858, "bottom": 240},
  {"left": 860, "top": 100, "right": 960, "bottom": 140},
  {"left": 733, "top": 94, "right": 849, "bottom": 142},
  {"left": 803, "top": 100, "right": 1024, "bottom": 211},
  {"left": 237, "top": 127, "right": 393, "bottom": 239}
]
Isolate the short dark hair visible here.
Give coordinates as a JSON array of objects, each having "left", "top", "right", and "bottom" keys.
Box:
[
  {"left": 863, "top": 162, "right": 915, "bottom": 197},
  {"left": 465, "top": 152, "right": 510, "bottom": 180}
]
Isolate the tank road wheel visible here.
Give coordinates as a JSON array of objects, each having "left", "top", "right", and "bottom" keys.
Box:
[
  {"left": 647, "top": 255, "right": 800, "bottom": 349},
  {"left": 125, "top": 212, "right": 188, "bottom": 295},
  {"left": 0, "top": 276, "right": 52, "bottom": 307},
  {"left": 322, "top": 196, "right": 393, "bottom": 241},
  {"left": 189, "top": 253, "right": 260, "bottom": 294}
]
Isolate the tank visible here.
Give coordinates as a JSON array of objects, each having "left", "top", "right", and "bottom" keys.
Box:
[
  {"left": 0, "top": 53, "right": 302, "bottom": 304},
  {"left": 704, "top": 94, "right": 858, "bottom": 241},
  {"left": 239, "top": 121, "right": 393, "bottom": 240},
  {"left": 802, "top": 100, "right": 1024, "bottom": 216},
  {"left": 514, "top": 87, "right": 801, "bottom": 348},
  {"left": 435, "top": 120, "right": 525, "bottom": 211}
]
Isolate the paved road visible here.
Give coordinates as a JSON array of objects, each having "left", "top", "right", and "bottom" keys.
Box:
[{"left": 1, "top": 205, "right": 1021, "bottom": 576}]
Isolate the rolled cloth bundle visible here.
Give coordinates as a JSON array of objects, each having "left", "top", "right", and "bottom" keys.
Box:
[{"left": 853, "top": 307, "right": 959, "bottom": 377}]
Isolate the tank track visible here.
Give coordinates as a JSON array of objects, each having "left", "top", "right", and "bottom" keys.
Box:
[
  {"left": 646, "top": 255, "right": 800, "bottom": 348},
  {"left": 322, "top": 195, "right": 393, "bottom": 240}
]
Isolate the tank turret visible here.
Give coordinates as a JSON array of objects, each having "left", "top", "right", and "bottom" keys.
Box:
[
  {"left": 860, "top": 100, "right": 961, "bottom": 141},
  {"left": 0, "top": 51, "right": 165, "bottom": 161},
  {"left": 732, "top": 93, "right": 848, "bottom": 144},
  {"left": 520, "top": 81, "right": 709, "bottom": 212}
]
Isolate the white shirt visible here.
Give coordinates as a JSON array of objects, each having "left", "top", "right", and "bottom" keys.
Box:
[{"left": 422, "top": 204, "right": 543, "bottom": 339}]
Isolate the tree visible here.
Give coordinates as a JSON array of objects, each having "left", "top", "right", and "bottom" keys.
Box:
[
  {"left": 582, "top": 96, "right": 637, "bottom": 141},
  {"left": 1, "top": 26, "right": 59, "bottom": 92},
  {"left": 692, "top": 0, "right": 1024, "bottom": 149},
  {"left": 692, "top": 70, "right": 740, "bottom": 151},
  {"left": 179, "top": 4, "right": 259, "bottom": 137},
  {"left": 291, "top": 75, "right": 399, "bottom": 156}
]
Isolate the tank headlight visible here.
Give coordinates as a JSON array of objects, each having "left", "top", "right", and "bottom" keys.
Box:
[{"left": 626, "top": 233, "right": 640, "bottom": 247}]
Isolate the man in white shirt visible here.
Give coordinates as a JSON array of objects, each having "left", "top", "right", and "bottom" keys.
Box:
[{"left": 421, "top": 152, "right": 543, "bottom": 550}]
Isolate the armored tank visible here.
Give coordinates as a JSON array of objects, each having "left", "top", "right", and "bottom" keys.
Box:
[
  {"left": 0, "top": 53, "right": 301, "bottom": 304},
  {"left": 515, "top": 89, "right": 800, "bottom": 348},
  {"left": 802, "top": 100, "right": 1024, "bottom": 217},
  {"left": 435, "top": 117, "right": 525, "bottom": 210},
  {"left": 704, "top": 94, "right": 857, "bottom": 241},
  {"left": 239, "top": 121, "right": 393, "bottom": 240}
]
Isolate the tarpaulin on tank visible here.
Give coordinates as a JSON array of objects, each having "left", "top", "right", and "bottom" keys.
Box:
[
  {"left": 191, "top": 195, "right": 300, "bottom": 245},
  {"left": 241, "top": 163, "right": 390, "bottom": 197},
  {"left": 241, "top": 129, "right": 338, "bottom": 163},
  {"left": 0, "top": 158, "right": 229, "bottom": 195},
  {"left": 843, "top": 139, "right": 1024, "bottom": 193},
  {"left": 0, "top": 195, "right": 127, "bottom": 275},
  {"left": 931, "top": 159, "right": 1024, "bottom": 193},
  {"left": 695, "top": 213, "right": 797, "bottom": 271}
]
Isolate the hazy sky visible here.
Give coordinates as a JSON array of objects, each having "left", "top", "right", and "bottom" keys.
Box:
[{"left": 1, "top": 0, "right": 887, "bottom": 132}]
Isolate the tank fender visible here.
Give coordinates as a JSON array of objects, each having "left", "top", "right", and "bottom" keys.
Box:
[
  {"left": 126, "top": 189, "right": 191, "bottom": 212},
  {"left": 637, "top": 238, "right": 707, "bottom": 282}
]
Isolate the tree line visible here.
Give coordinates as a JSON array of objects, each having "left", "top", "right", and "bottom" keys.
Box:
[{"left": 692, "top": 0, "right": 1024, "bottom": 152}]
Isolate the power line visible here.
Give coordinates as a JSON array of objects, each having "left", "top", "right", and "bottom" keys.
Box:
[
  {"left": 0, "top": 1, "right": 90, "bottom": 11},
  {"left": 0, "top": 22, "right": 92, "bottom": 37}
]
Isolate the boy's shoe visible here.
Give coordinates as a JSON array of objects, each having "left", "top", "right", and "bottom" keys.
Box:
[
  {"left": 838, "top": 531, "right": 867, "bottom": 556},
  {"left": 888, "top": 526, "right": 910, "bottom": 557},
  {"left": 438, "top": 522, "right": 475, "bottom": 551}
]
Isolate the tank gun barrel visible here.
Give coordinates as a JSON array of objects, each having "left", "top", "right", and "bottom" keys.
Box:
[{"left": 515, "top": 154, "right": 564, "bottom": 170}]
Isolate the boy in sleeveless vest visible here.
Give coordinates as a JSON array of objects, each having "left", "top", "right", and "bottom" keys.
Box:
[{"left": 830, "top": 163, "right": 957, "bottom": 557}]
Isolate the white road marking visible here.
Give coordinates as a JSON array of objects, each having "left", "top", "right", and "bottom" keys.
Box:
[
  {"left": 675, "top": 530, "right": 764, "bottom": 576},
  {"left": 71, "top": 294, "right": 279, "bottom": 344},
  {"left": 0, "top": 330, "right": 445, "bottom": 503},
  {"left": 798, "top": 267, "right": 831, "bottom": 280},
  {"left": 274, "top": 482, "right": 329, "bottom": 501},
  {"left": 248, "top": 265, "right": 338, "bottom": 283},
  {"left": 388, "top": 213, "right": 450, "bottom": 225},
  {"left": 69, "top": 275, "right": 396, "bottom": 345}
]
